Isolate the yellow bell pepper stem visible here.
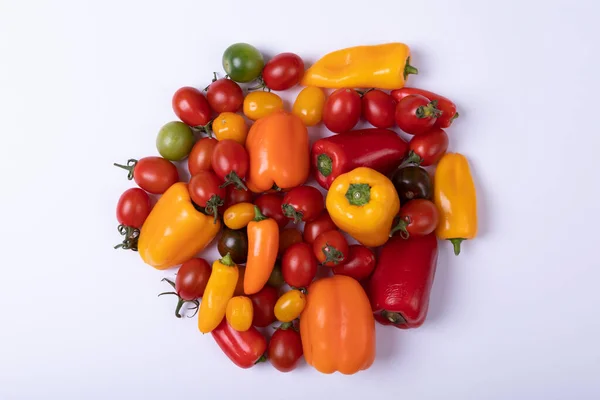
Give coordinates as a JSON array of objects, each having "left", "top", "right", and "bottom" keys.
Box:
[{"left": 434, "top": 153, "right": 478, "bottom": 255}]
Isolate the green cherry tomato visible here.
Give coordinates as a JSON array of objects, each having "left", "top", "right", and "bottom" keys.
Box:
[
  {"left": 156, "top": 121, "right": 195, "bottom": 161},
  {"left": 222, "top": 43, "right": 265, "bottom": 83}
]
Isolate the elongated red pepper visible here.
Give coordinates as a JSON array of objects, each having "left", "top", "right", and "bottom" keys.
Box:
[
  {"left": 391, "top": 88, "right": 458, "bottom": 128},
  {"left": 311, "top": 128, "right": 408, "bottom": 189},
  {"left": 367, "top": 234, "right": 438, "bottom": 329},
  {"left": 211, "top": 319, "right": 267, "bottom": 368}
]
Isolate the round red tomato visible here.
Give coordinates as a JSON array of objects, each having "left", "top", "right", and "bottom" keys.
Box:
[
  {"left": 408, "top": 128, "right": 449, "bottom": 166},
  {"left": 249, "top": 286, "right": 278, "bottom": 327},
  {"left": 281, "top": 185, "right": 324, "bottom": 224},
  {"left": 391, "top": 199, "right": 439, "bottom": 238},
  {"left": 254, "top": 193, "right": 288, "bottom": 229},
  {"left": 322, "top": 89, "right": 361, "bottom": 133},
  {"left": 395, "top": 94, "right": 441, "bottom": 135},
  {"left": 268, "top": 325, "right": 303, "bottom": 372},
  {"left": 172, "top": 86, "right": 212, "bottom": 127},
  {"left": 332, "top": 245, "right": 376, "bottom": 280},
  {"left": 262, "top": 53, "right": 305, "bottom": 91},
  {"left": 116, "top": 188, "right": 151, "bottom": 229},
  {"left": 176, "top": 258, "right": 211, "bottom": 300},
  {"left": 303, "top": 211, "right": 336, "bottom": 244},
  {"left": 282, "top": 242, "right": 318, "bottom": 288},
  {"left": 211, "top": 139, "right": 249, "bottom": 191},
  {"left": 188, "top": 138, "right": 218, "bottom": 175},
  {"left": 313, "top": 230, "right": 349, "bottom": 267},
  {"left": 226, "top": 185, "right": 253, "bottom": 207},
  {"left": 206, "top": 78, "right": 244, "bottom": 113},
  {"left": 188, "top": 170, "right": 226, "bottom": 223},
  {"left": 362, "top": 90, "right": 396, "bottom": 128},
  {"left": 114, "top": 157, "right": 179, "bottom": 194}
]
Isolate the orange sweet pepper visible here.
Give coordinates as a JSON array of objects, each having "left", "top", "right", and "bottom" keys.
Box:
[
  {"left": 245, "top": 111, "right": 310, "bottom": 193},
  {"left": 244, "top": 206, "right": 279, "bottom": 295}
]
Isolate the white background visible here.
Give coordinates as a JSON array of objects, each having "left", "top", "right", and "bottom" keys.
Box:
[{"left": 1, "top": 0, "right": 599, "bottom": 399}]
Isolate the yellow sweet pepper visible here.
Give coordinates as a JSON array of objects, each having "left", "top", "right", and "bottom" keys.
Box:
[
  {"left": 198, "top": 253, "right": 239, "bottom": 333},
  {"left": 137, "top": 182, "right": 221, "bottom": 270},
  {"left": 326, "top": 167, "right": 400, "bottom": 247},
  {"left": 434, "top": 153, "right": 478, "bottom": 255},
  {"left": 300, "top": 43, "right": 418, "bottom": 90}
]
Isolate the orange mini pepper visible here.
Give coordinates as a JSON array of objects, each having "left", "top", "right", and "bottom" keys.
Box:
[
  {"left": 245, "top": 111, "right": 310, "bottom": 193},
  {"left": 244, "top": 206, "right": 279, "bottom": 295}
]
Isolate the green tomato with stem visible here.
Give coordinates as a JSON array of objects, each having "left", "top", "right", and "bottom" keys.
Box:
[
  {"left": 222, "top": 43, "right": 264, "bottom": 83},
  {"left": 156, "top": 121, "right": 194, "bottom": 161}
]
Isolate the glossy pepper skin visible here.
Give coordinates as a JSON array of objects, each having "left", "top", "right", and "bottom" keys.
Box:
[
  {"left": 198, "top": 253, "right": 239, "bottom": 334},
  {"left": 300, "top": 275, "right": 375, "bottom": 375},
  {"left": 211, "top": 319, "right": 267, "bottom": 369},
  {"left": 367, "top": 234, "right": 438, "bottom": 329},
  {"left": 312, "top": 128, "right": 408, "bottom": 189},
  {"left": 326, "top": 167, "right": 400, "bottom": 247},
  {"left": 300, "top": 43, "right": 418, "bottom": 90},
  {"left": 434, "top": 153, "right": 478, "bottom": 255},
  {"left": 245, "top": 111, "right": 310, "bottom": 193},
  {"left": 138, "top": 182, "right": 221, "bottom": 270},
  {"left": 391, "top": 87, "right": 459, "bottom": 128},
  {"left": 244, "top": 206, "right": 279, "bottom": 295}
]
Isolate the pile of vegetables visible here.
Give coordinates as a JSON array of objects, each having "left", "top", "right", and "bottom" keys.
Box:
[{"left": 113, "top": 42, "right": 478, "bottom": 375}]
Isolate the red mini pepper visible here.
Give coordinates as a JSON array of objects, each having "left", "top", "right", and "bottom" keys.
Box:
[
  {"left": 311, "top": 128, "right": 408, "bottom": 189},
  {"left": 367, "top": 234, "right": 438, "bottom": 329},
  {"left": 391, "top": 88, "right": 459, "bottom": 128},
  {"left": 211, "top": 319, "right": 267, "bottom": 368}
]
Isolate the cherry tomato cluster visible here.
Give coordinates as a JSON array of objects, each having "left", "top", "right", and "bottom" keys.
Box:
[{"left": 112, "top": 41, "right": 463, "bottom": 373}]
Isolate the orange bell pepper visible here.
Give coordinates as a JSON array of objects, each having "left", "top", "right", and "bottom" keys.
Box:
[
  {"left": 244, "top": 206, "right": 279, "bottom": 295},
  {"left": 300, "top": 275, "right": 375, "bottom": 375},
  {"left": 245, "top": 111, "right": 310, "bottom": 193},
  {"left": 138, "top": 182, "right": 221, "bottom": 270}
]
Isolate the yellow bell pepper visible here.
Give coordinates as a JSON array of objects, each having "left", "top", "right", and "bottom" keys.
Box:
[
  {"left": 137, "top": 182, "right": 221, "bottom": 270},
  {"left": 300, "top": 43, "right": 418, "bottom": 90},
  {"left": 434, "top": 153, "right": 478, "bottom": 255},
  {"left": 198, "top": 253, "right": 239, "bottom": 333},
  {"left": 326, "top": 167, "right": 400, "bottom": 247}
]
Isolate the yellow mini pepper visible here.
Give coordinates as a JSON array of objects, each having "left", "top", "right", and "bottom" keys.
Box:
[
  {"left": 198, "top": 253, "right": 239, "bottom": 334},
  {"left": 326, "top": 167, "right": 400, "bottom": 247},
  {"left": 301, "top": 43, "right": 418, "bottom": 90},
  {"left": 434, "top": 153, "right": 478, "bottom": 255},
  {"left": 137, "top": 182, "right": 221, "bottom": 270}
]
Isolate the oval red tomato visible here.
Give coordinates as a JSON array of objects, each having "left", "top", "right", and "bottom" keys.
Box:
[
  {"left": 395, "top": 94, "right": 441, "bottom": 136},
  {"left": 408, "top": 128, "right": 449, "bottom": 166},
  {"left": 249, "top": 285, "right": 278, "bottom": 327},
  {"left": 114, "top": 157, "right": 179, "bottom": 195},
  {"left": 268, "top": 325, "right": 303, "bottom": 372},
  {"left": 188, "top": 170, "right": 226, "bottom": 223},
  {"left": 281, "top": 185, "right": 324, "bottom": 224},
  {"left": 322, "top": 89, "right": 361, "bottom": 133},
  {"left": 172, "top": 86, "right": 212, "bottom": 127},
  {"left": 303, "top": 211, "right": 336, "bottom": 244},
  {"left": 116, "top": 188, "right": 151, "bottom": 229},
  {"left": 188, "top": 138, "right": 218, "bottom": 175},
  {"left": 254, "top": 193, "right": 288, "bottom": 229},
  {"left": 313, "top": 230, "right": 349, "bottom": 267},
  {"left": 262, "top": 53, "right": 305, "bottom": 91},
  {"left": 332, "top": 245, "right": 376, "bottom": 281},
  {"left": 176, "top": 258, "right": 212, "bottom": 300},
  {"left": 391, "top": 199, "right": 439, "bottom": 239},
  {"left": 362, "top": 90, "right": 396, "bottom": 128},
  {"left": 206, "top": 78, "right": 244, "bottom": 113},
  {"left": 282, "top": 242, "right": 318, "bottom": 288},
  {"left": 211, "top": 139, "right": 249, "bottom": 191}
]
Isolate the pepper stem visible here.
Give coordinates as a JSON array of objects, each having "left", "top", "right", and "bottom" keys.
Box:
[
  {"left": 389, "top": 216, "right": 410, "bottom": 239},
  {"left": 253, "top": 205, "right": 267, "bottom": 222},
  {"left": 381, "top": 310, "right": 408, "bottom": 325},
  {"left": 321, "top": 242, "right": 344, "bottom": 265},
  {"left": 219, "top": 171, "right": 248, "bottom": 191},
  {"left": 317, "top": 154, "right": 333, "bottom": 177},
  {"left": 404, "top": 57, "right": 419, "bottom": 80},
  {"left": 415, "top": 100, "right": 443, "bottom": 119},
  {"left": 278, "top": 321, "right": 294, "bottom": 330},
  {"left": 255, "top": 354, "right": 268, "bottom": 364},
  {"left": 282, "top": 204, "right": 303, "bottom": 224},
  {"left": 450, "top": 238, "right": 465, "bottom": 256},
  {"left": 449, "top": 112, "right": 459, "bottom": 125},
  {"left": 345, "top": 183, "right": 371, "bottom": 206},
  {"left": 204, "top": 195, "right": 224, "bottom": 224},
  {"left": 113, "top": 159, "right": 138, "bottom": 180},
  {"left": 220, "top": 252, "right": 235, "bottom": 266}
]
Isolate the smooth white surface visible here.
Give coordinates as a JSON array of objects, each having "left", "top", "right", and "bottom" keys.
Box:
[{"left": 1, "top": 0, "right": 599, "bottom": 399}]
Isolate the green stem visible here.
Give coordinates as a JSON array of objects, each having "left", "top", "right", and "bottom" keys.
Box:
[
  {"left": 404, "top": 57, "right": 419, "bottom": 79},
  {"left": 204, "top": 195, "right": 224, "bottom": 224},
  {"left": 255, "top": 354, "right": 268, "bottom": 364},
  {"left": 219, "top": 171, "right": 248, "bottom": 191},
  {"left": 389, "top": 216, "right": 410, "bottom": 239},
  {"left": 317, "top": 154, "right": 333, "bottom": 177},
  {"left": 174, "top": 297, "right": 185, "bottom": 319},
  {"left": 399, "top": 151, "right": 423, "bottom": 168},
  {"left": 220, "top": 252, "right": 234, "bottom": 266},
  {"left": 282, "top": 204, "right": 303, "bottom": 224},
  {"left": 278, "top": 321, "right": 294, "bottom": 330},
  {"left": 321, "top": 243, "right": 344, "bottom": 265},
  {"left": 345, "top": 183, "right": 371, "bottom": 206},
  {"left": 449, "top": 112, "right": 459, "bottom": 124},
  {"left": 113, "top": 159, "right": 138, "bottom": 180},
  {"left": 415, "top": 100, "right": 442, "bottom": 119},
  {"left": 450, "top": 238, "right": 465, "bottom": 256},
  {"left": 253, "top": 205, "right": 267, "bottom": 222},
  {"left": 381, "top": 310, "right": 407, "bottom": 325}
]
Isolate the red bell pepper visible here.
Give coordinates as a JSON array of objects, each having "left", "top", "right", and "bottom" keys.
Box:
[
  {"left": 311, "top": 128, "right": 408, "bottom": 189},
  {"left": 211, "top": 319, "right": 267, "bottom": 368},
  {"left": 391, "top": 88, "right": 458, "bottom": 129},
  {"left": 367, "top": 234, "right": 438, "bottom": 329}
]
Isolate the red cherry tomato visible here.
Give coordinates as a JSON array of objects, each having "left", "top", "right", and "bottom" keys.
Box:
[
  {"left": 254, "top": 193, "right": 288, "bottom": 229},
  {"left": 281, "top": 185, "right": 324, "bottom": 224},
  {"left": 172, "top": 86, "right": 212, "bottom": 127},
  {"left": 188, "top": 170, "right": 226, "bottom": 223},
  {"left": 408, "top": 128, "right": 449, "bottom": 166},
  {"left": 158, "top": 258, "right": 212, "bottom": 318},
  {"left": 211, "top": 139, "right": 249, "bottom": 191},
  {"left": 188, "top": 138, "right": 218, "bottom": 175},
  {"left": 322, "top": 89, "right": 361, "bottom": 133},
  {"left": 362, "top": 90, "right": 396, "bottom": 128},
  {"left": 313, "top": 230, "right": 349, "bottom": 267},
  {"left": 206, "top": 78, "right": 244, "bottom": 113},
  {"left": 282, "top": 242, "right": 318, "bottom": 288},
  {"left": 391, "top": 199, "right": 439, "bottom": 239},
  {"left": 116, "top": 188, "right": 151, "bottom": 229},
  {"left": 226, "top": 185, "right": 253, "bottom": 208},
  {"left": 114, "top": 157, "right": 179, "bottom": 194},
  {"left": 303, "top": 211, "right": 336, "bottom": 244},
  {"left": 395, "top": 94, "right": 442, "bottom": 135},
  {"left": 268, "top": 325, "right": 303, "bottom": 372},
  {"left": 262, "top": 53, "right": 305, "bottom": 91},
  {"left": 332, "top": 245, "right": 376, "bottom": 281},
  {"left": 249, "top": 286, "right": 278, "bottom": 327}
]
